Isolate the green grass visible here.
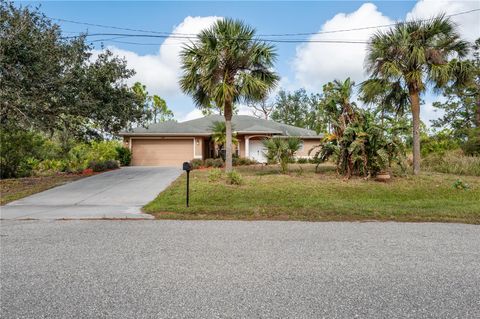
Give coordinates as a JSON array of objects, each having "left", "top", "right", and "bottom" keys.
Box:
[
  {"left": 0, "top": 174, "right": 84, "bottom": 205},
  {"left": 144, "top": 164, "right": 480, "bottom": 224}
]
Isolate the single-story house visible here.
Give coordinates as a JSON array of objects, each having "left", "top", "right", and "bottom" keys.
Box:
[{"left": 119, "top": 115, "right": 322, "bottom": 166}]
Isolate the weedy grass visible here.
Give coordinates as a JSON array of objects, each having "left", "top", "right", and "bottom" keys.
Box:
[{"left": 144, "top": 164, "right": 480, "bottom": 224}]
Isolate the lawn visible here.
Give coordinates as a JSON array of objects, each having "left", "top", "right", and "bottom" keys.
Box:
[
  {"left": 144, "top": 164, "right": 480, "bottom": 224},
  {"left": 0, "top": 174, "right": 85, "bottom": 205}
]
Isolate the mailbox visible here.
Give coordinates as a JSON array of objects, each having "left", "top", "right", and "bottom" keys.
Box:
[
  {"left": 182, "top": 162, "right": 191, "bottom": 207},
  {"left": 183, "top": 161, "right": 192, "bottom": 171}
]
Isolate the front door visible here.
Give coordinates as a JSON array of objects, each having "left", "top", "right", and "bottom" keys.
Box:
[{"left": 249, "top": 139, "right": 267, "bottom": 163}]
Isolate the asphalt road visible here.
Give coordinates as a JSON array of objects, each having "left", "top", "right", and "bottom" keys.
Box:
[
  {"left": 1, "top": 220, "right": 479, "bottom": 318},
  {"left": 0, "top": 167, "right": 181, "bottom": 219}
]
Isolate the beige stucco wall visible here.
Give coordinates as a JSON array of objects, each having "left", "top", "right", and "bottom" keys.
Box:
[
  {"left": 194, "top": 137, "right": 203, "bottom": 158},
  {"left": 296, "top": 139, "right": 321, "bottom": 157}
]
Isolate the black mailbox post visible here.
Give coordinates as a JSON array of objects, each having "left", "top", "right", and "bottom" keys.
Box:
[{"left": 182, "top": 162, "right": 192, "bottom": 207}]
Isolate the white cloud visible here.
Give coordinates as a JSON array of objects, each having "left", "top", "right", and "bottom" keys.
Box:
[
  {"left": 407, "top": 0, "right": 480, "bottom": 42},
  {"left": 293, "top": 3, "right": 394, "bottom": 91},
  {"left": 178, "top": 104, "right": 255, "bottom": 122},
  {"left": 179, "top": 108, "right": 204, "bottom": 122},
  {"left": 291, "top": 1, "right": 479, "bottom": 123},
  {"left": 103, "top": 16, "right": 221, "bottom": 98}
]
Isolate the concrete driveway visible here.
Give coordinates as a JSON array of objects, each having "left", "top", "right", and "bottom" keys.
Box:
[{"left": 0, "top": 167, "right": 181, "bottom": 220}]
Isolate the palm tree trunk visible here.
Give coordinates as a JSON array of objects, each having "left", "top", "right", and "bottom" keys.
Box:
[
  {"left": 224, "top": 100, "right": 233, "bottom": 173},
  {"left": 410, "top": 91, "right": 421, "bottom": 175}
]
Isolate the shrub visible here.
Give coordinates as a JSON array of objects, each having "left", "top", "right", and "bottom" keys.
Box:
[
  {"left": 233, "top": 157, "right": 257, "bottom": 166},
  {"left": 89, "top": 140, "right": 119, "bottom": 162},
  {"left": 0, "top": 128, "right": 51, "bottom": 178},
  {"left": 297, "top": 158, "right": 309, "bottom": 164},
  {"left": 65, "top": 144, "right": 90, "bottom": 173},
  {"left": 205, "top": 158, "right": 223, "bottom": 168},
  {"left": 208, "top": 168, "right": 223, "bottom": 182},
  {"left": 190, "top": 159, "right": 203, "bottom": 169},
  {"left": 226, "top": 170, "right": 243, "bottom": 185},
  {"left": 263, "top": 137, "right": 302, "bottom": 173},
  {"left": 88, "top": 161, "right": 107, "bottom": 172},
  {"left": 422, "top": 150, "right": 480, "bottom": 176},
  {"left": 421, "top": 130, "right": 459, "bottom": 156},
  {"left": 115, "top": 146, "right": 132, "bottom": 166},
  {"left": 452, "top": 179, "right": 470, "bottom": 191},
  {"left": 104, "top": 160, "right": 120, "bottom": 170},
  {"left": 204, "top": 158, "right": 215, "bottom": 167},
  {"left": 462, "top": 129, "right": 480, "bottom": 156},
  {"left": 212, "top": 158, "right": 224, "bottom": 168},
  {"left": 34, "top": 159, "right": 66, "bottom": 175}
]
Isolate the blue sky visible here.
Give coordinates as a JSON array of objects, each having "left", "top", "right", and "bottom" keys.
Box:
[{"left": 22, "top": 1, "right": 480, "bottom": 123}]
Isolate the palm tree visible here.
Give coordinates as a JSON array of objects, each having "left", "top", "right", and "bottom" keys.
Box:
[
  {"left": 211, "top": 121, "right": 238, "bottom": 158},
  {"left": 263, "top": 137, "right": 302, "bottom": 174},
  {"left": 360, "top": 78, "right": 409, "bottom": 126},
  {"left": 179, "top": 19, "right": 279, "bottom": 172},
  {"left": 365, "top": 15, "right": 470, "bottom": 174}
]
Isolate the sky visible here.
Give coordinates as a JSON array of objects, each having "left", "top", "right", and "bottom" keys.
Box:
[{"left": 21, "top": 0, "right": 480, "bottom": 123}]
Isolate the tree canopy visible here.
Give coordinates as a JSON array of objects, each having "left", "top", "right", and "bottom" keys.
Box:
[
  {"left": 0, "top": 1, "right": 149, "bottom": 139},
  {"left": 365, "top": 14, "right": 471, "bottom": 174}
]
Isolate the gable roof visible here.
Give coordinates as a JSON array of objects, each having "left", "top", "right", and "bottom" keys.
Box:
[{"left": 120, "top": 115, "right": 321, "bottom": 138}]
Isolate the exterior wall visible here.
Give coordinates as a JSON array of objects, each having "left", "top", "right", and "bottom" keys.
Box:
[
  {"left": 237, "top": 136, "right": 246, "bottom": 157},
  {"left": 123, "top": 137, "right": 130, "bottom": 148},
  {"left": 296, "top": 139, "right": 322, "bottom": 157},
  {"left": 194, "top": 137, "right": 203, "bottom": 159}
]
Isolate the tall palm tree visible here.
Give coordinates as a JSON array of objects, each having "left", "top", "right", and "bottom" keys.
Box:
[
  {"left": 360, "top": 78, "right": 409, "bottom": 126},
  {"left": 179, "top": 19, "right": 279, "bottom": 172},
  {"left": 365, "top": 14, "right": 470, "bottom": 174}
]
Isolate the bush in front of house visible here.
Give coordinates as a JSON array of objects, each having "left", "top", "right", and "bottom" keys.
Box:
[
  {"left": 115, "top": 146, "right": 132, "bottom": 166},
  {"left": 204, "top": 158, "right": 224, "bottom": 168},
  {"left": 233, "top": 157, "right": 257, "bottom": 166},
  {"left": 226, "top": 170, "right": 243, "bottom": 185},
  {"left": 190, "top": 159, "right": 203, "bottom": 169},
  {"left": 88, "top": 160, "right": 119, "bottom": 172}
]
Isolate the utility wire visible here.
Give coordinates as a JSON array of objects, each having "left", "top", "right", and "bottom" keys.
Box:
[
  {"left": 52, "top": 8, "right": 480, "bottom": 38},
  {"left": 64, "top": 32, "right": 370, "bottom": 44}
]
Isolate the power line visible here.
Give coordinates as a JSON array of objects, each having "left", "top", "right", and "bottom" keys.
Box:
[
  {"left": 70, "top": 33, "right": 370, "bottom": 44},
  {"left": 51, "top": 8, "right": 480, "bottom": 39}
]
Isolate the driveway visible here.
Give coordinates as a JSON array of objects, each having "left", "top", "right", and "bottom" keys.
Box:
[
  {"left": 1, "top": 221, "right": 479, "bottom": 318},
  {"left": 0, "top": 167, "right": 181, "bottom": 219}
]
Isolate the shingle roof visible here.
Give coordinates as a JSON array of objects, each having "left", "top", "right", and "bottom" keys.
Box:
[{"left": 120, "top": 115, "right": 321, "bottom": 138}]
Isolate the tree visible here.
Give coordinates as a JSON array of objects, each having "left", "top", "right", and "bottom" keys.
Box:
[
  {"left": 431, "top": 38, "right": 480, "bottom": 142},
  {"left": 311, "top": 80, "right": 407, "bottom": 178},
  {"left": 248, "top": 99, "right": 274, "bottom": 120},
  {"left": 365, "top": 14, "right": 470, "bottom": 174},
  {"left": 271, "top": 89, "right": 324, "bottom": 132},
  {"left": 360, "top": 78, "right": 409, "bottom": 126},
  {"left": 210, "top": 121, "right": 238, "bottom": 158},
  {"left": 179, "top": 18, "right": 279, "bottom": 172},
  {"left": 132, "top": 82, "right": 174, "bottom": 123},
  {"left": 152, "top": 95, "right": 174, "bottom": 123},
  {"left": 0, "top": 2, "right": 149, "bottom": 139},
  {"left": 263, "top": 137, "right": 302, "bottom": 174}
]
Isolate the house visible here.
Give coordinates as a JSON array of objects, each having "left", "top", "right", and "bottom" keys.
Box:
[{"left": 119, "top": 115, "right": 322, "bottom": 166}]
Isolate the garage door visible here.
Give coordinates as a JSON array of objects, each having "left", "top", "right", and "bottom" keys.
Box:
[{"left": 131, "top": 139, "right": 194, "bottom": 166}]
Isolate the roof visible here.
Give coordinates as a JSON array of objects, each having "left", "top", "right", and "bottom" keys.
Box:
[{"left": 120, "top": 115, "right": 322, "bottom": 138}]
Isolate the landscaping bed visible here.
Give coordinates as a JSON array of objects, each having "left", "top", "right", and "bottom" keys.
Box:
[
  {"left": 1, "top": 173, "right": 87, "bottom": 205},
  {"left": 144, "top": 164, "right": 480, "bottom": 224}
]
